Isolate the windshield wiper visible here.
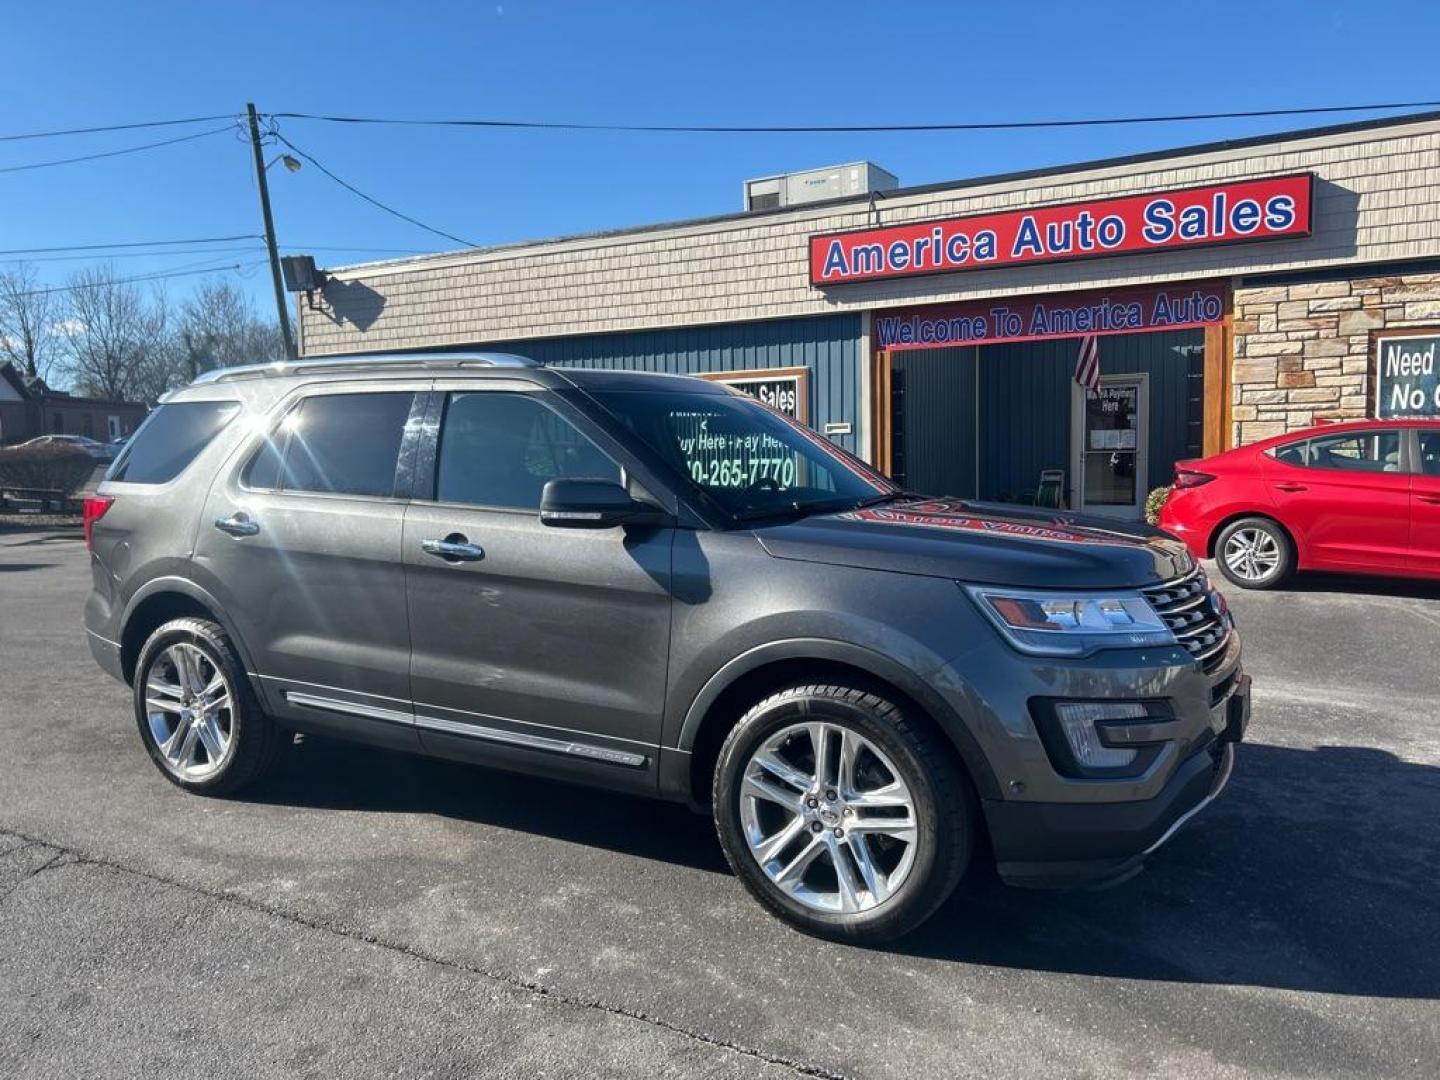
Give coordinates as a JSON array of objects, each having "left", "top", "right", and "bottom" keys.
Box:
[
  {"left": 733, "top": 490, "right": 921, "bottom": 524},
  {"left": 732, "top": 496, "right": 857, "bottom": 523},
  {"left": 849, "top": 490, "right": 925, "bottom": 510}
]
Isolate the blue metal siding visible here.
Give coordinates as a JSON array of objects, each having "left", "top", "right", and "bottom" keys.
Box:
[
  {"left": 977, "top": 339, "right": 1074, "bottom": 502},
  {"left": 491, "top": 314, "right": 862, "bottom": 454},
  {"left": 891, "top": 347, "right": 979, "bottom": 498}
]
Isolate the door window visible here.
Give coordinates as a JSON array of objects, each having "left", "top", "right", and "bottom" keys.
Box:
[
  {"left": 1417, "top": 431, "right": 1440, "bottom": 476},
  {"left": 434, "top": 391, "right": 620, "bottom": 510},
  {"left": 1271, "top": 439, "right": 1309, "bottom": 467},
  {"left": 1081, "top": 382, "right": 1141, "bottom": 508},
  {"left": 1296, "top": 431, "right": 1401, "bottom": 473},
  {"left": 244, "top": 392, "right": 415, "bottom": 497}
]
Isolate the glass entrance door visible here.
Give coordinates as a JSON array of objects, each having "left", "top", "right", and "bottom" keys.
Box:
[{"left": 1074, "top": 375, "right": 1147, "bottom": 519}]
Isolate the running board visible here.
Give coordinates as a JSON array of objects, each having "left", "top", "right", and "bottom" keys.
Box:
[
  {"left": 282, "top": 689, "right": 647, "bottom": 769},
  {"left": 414, "top": 712, "right": 648, "bottom": 768}
]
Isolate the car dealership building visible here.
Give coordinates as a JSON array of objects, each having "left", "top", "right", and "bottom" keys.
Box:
[{"left": 296, "top": 110, "right": 1440, "bottom": 520}]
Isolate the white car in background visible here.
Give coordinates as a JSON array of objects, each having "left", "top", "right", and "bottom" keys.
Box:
[{"left": 18, "top": 434, "right": 117, "bottom": 463}]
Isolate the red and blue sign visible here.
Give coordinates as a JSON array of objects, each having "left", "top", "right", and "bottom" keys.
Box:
[
  {"left": 810, "top": 173, "right": 1313, "bottom": 285},
  {"left": 874, "top": 282, "right": 1227, "bottom": 351}
]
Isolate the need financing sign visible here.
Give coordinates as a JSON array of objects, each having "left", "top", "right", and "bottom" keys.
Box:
[
  {"left": 1375, "top": 333, "right": 1440, "bottom": 419},
  {"left": 810, "top": 174, "right": 1313, "bottom": 286}
]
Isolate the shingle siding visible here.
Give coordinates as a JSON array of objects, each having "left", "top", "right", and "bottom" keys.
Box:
[{"left": 299, "top": 116, "right": 1440, "bottom": 357}]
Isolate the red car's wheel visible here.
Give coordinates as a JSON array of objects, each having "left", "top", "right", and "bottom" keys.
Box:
[{"left": 1215, "top": 516, "right": 1294, "bottom": 589}]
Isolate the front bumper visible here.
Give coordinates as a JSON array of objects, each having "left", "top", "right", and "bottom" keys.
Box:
[{"left": 984, "top": 673, "right": 1248, "bottom": 888}]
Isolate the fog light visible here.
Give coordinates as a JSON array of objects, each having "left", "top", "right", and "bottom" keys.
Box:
[{"left": 1054, "top": 702, "right": 1147, "bottom": 769}]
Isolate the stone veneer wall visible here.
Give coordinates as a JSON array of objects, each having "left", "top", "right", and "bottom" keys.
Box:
[{"left": 1231, "top": 271, "right": 1440, "bottom": 444}]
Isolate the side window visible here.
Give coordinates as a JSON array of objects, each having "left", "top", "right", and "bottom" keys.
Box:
[
  {"left": 108, "top": 401, "right": 241, "bottom": 484},
  {"left": 245, "top": 392, "right": 414, "bottom": 498},
  {"left": 1419, "top": 431, "right": 1440, "bottom": 476},
  {"left": 1271, "top": 439, "right": 1309, "bottom": 467},
  {"left": 1302, "top": 430, "right": 1402, "bottom": 473},
  {"left": 435, "top": 392, "right": 620, "bottom": 510}
]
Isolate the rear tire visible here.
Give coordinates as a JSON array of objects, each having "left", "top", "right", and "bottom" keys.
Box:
[
  {"left": 1214, "top": 516, "right": 1294, "bottom": 590},
  {"left": 712, "top": 682, "right": 974, "bottom": 944},
  {"left": 133, "top": 617, "right": 281, "bottom": 795}
]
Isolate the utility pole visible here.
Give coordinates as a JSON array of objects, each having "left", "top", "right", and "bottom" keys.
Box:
[{"left": 246, "top": 103, "right": 296, "bottom": 360}]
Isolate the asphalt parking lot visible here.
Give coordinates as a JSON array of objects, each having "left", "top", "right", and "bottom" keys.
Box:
[{"left": 2, "top": 529, "right": 1438, "bottom": 1079}]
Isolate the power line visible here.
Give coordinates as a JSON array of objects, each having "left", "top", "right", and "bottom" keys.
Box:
[
  {"left": 0, "top": 246, "right": 266, "bottom": 265},
  {"left": 9, "top": 262, "right": 251, "bottom": 298},
  {"left": 0, "top": 237, "right": 436, "bottom": 257},
  {"left": 270, "top": 131, "right": 478, "bottom": 247},
  {"left": 0, "top": 124, "right": 237, "bottom": 175},
  {"left": 268, "top": 99, "right": 1440, "bottom": 135},
  {"left": 0, "top": 114, "right": 240, "bottom": 143},
  {"left": 0, "top": 239, "right": 431, "bottom": 265},
  {"left": 0, "top": 234, "right": 263, "bottom": 256}
]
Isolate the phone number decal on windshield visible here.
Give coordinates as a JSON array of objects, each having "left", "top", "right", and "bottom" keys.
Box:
[{"left": 681, "top": 428, "right": 796, "bottom": 488}]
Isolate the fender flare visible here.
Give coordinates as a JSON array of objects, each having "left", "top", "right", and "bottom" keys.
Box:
[
  {"left": 120, "top": 574, "right": 261, "bottom": 682},
  {"left": 675, "top": 637, "right": 1001, "bottom": 800}
]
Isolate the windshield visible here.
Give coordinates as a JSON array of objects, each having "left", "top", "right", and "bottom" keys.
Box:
[{"left": 590, "top": 387, "right": 896, "bottom": 519}]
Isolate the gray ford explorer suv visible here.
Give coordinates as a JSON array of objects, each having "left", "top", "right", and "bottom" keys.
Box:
[{"left": 84, "top": 352, "right": 1248, "bottom": 943}]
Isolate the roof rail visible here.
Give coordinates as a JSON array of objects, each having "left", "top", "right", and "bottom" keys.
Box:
[{"left": 190, "top": 351, "right": 540, "bottom": 385}]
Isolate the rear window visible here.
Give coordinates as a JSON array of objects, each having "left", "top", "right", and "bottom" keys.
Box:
[{"left": 107, "top": 401, "right": 241, "bottom": 484}]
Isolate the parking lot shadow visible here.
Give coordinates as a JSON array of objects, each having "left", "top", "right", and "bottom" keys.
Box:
[
  {"left": 1257, "top": 570, "right": 1440, "bottom": 601},
  {"left": 903, "top": 741, "right": 1440, "bottom": 999},
  {"left": 245, "top": 735, "right": 730, "bottom": 875},
  {"left": 243, "top": 736, "right": 1439, "bottom": 998}
]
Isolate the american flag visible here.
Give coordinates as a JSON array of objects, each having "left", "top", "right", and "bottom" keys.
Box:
[{"left": 1073, "top": 334, "right": 1100, "bottom": 392}]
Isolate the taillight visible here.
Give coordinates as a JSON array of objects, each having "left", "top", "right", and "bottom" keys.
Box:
[
  {"left": 82, "top": 496, "right": 114, "bottom": 551},
  {"left": 1173, "top": 469, "right": 1216, "bottom": 490}
]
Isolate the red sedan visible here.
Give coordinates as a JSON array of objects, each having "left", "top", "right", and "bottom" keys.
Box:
[{"left": 1158, "top": 418, "right": 1440, "bottom": 589}]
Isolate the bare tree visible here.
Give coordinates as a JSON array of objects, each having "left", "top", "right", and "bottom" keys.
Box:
[
  {"left": 174, "top": 279, "right": 285, "bottom": 381},
  {"left": 58, "top": 264, "right": 167, "bottom": 401},
  {"left": 0, "top": 264, "right": 59, "bottom": 381}
]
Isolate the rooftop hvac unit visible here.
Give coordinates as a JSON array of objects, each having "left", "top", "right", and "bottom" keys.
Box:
[{"left": 744, "top": 162, "right": 898, "bottom": 211}]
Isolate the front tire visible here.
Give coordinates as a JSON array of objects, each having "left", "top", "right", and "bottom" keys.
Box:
[
  {"left": 712, "top": 682, "right": 973, "bottom": 944},
  {"left": 1215, "top": 516, "right": 1294, "bottom": 590},
  {"left": 133, "top": 617, "right": 281, "bottom": 795}
]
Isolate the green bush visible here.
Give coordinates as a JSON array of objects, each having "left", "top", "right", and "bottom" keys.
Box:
[
  {"left": 1144, "top": 485, "right": 1172, "bottom": 526},
  {"left": 0, "top": 444, "right": 96, "bottom": 496}
]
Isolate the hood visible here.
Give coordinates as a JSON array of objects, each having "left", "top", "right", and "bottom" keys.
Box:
[{"left": 753, "top": 498, "right": 1192, "bottom": 589}]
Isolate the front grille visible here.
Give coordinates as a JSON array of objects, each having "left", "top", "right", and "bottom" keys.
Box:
[{"left": 1142, "top": 569, "right": 1232, "bottom": 673}]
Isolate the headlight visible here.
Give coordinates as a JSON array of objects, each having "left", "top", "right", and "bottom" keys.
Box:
[{"left": 963, "top": 585, "right": 1176, "bottom": 657}]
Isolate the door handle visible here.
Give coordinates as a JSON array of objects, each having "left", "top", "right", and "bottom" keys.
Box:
[
  {"left": 1274, "top": 482, "right": 1307, "bottom": 493},
  {"left": 421, "top": 535, "right": 485, "bottom": 562},
  {"left": 214, "top": 513, "right": 260, "bottom": 537},
  {"left": 1419, "top": 494, "right": 1440, "bottom": 505}
]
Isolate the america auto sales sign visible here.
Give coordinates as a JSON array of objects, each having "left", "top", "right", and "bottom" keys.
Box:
[{"left": 810, "top": 174, "right": 1313, "bottom": 286}]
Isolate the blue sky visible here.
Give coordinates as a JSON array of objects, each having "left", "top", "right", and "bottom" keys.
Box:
[{"left": 2, "top": 0, "right": 1438, "bottom": 318}]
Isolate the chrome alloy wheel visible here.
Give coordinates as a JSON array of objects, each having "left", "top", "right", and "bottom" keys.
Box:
[
  {"left": 739, "top": 721, "right": 918, "bottom": 915},
  {"left": 1222, "top": 527, "right": 1281, "bottom": 583},
  {"left": 144, "top": 643, "right": 236, "bottom": 781}
]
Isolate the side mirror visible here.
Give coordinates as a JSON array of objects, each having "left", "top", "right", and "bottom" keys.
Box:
[{"left": 539, "top": 478, "right": 663, "bottom": 529}]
